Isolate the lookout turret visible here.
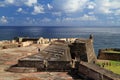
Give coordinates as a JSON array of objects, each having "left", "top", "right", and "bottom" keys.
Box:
[
  {"left": 89, "top": 34, "right": 94, "bottom": 43},
  {"left": 89, "top": 34, "right": 93, "bottom": 40}
]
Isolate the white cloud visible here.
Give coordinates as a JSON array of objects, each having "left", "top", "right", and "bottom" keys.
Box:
[
  {"left": 63, "top": 14, "right": 97, "bottom": 22},
  {"left": 0, "top": 4, "right": 5, "bottom": 7},
  {"left": 80, "top": 14, "right": 97, "bottom": 21},
  {"left": 87, "top": 2, "right": 96, "bottom": 9},
  {"left": 17, "top": 8, "right": 23, "bottom": 12},
  {"left": 24, "top": 0, "right": 37, "bottom": 6},
  {"left": 100, "top": 8, "right": 111, "bottom": 14},
  {"left": 47, "top": 3, "right": 53, "bottom": 10},
  {"left": 88, "top": 12, "right": 94, "bottom": 15},
  {"left": 26, "top": 17, "right": 30, "bottom": 21},
  {"left": 65, "top": 0, "right": 88, "bottom": 13},
  {"left": 88, "top": 5, "right": 94, "bottom": 9},
  {"left": 32, "top": 5, "right": 44, "bottom": 15},
  {"left": 52, "top": 0, "right": 88, "bottom": 13},
  {"left": 56, "top": 18, "right": 61, "bottom": 22},
  {"left": 1, "top": 0, "right": 38, "bottom": 7},
  {"left": 0, "top": 1, "right": 5, "bottom": 7},
  {"left": 114, "top": 10, "right": 120, "bottom": 15},
  {"left": 52, "top": 12, "right": 62, "bottom": 16},
  {"left": 41, "top": 18, "right": 51, "bottom": 22},
  {"left": 5, "top": 0, "right": 15, "bottom": 4},
  {"left": 107, "top": 17, "right": 114, "bottom": 20},
  {"left": 16, "top": 7, "right": 28, "bottom": 14},
  {"left": 0, "top": 16, "right": 8, "bottom": 24},
  {"left": 95, "top": 0, "right": 120, "bottom": 14},
  {"left": 0, "top": 0, "right": 44, "bottom": 15}
]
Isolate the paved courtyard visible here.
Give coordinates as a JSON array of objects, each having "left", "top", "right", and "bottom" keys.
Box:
[{"left": 0, "top": 44, "right": 82, "bottom": 80}]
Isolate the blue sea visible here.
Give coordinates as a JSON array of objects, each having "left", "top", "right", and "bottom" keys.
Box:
[{"left": 0, "top": 26, "right": 120, "bottom": 55}]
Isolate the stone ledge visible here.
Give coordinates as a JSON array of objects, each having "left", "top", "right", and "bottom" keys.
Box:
[{"left": 7, "top": 67, "right": 37, "bottom": 73}]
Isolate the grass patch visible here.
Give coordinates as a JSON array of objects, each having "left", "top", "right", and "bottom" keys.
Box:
[
  {"left": 97, "top": 60, "right": 120, "bottom": 75},
  {"left": 104, "top": 50, "right": 120, "bottom": 54}
]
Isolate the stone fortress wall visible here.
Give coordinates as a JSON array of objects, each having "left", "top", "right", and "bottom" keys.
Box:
[
  {"left": 69, "top": 35, "right": 96, "bottom": 63},
  {"left": 0, "top": 37, "right": 76, "bottom": 49},
  {"left": 0, "top": 40, "right": 19, "bottom": 49},
  {"left": 17, "top": 40, "right": 72, "bottom": 72},
  {"left": 16, "top": 36, "right": 97, "bottom": 63},
  {"left": 78, "top": 61, "right": 120, "bottom": 80},
  {"left": 6, "top": 36, "right": 120, "bottom": 80},
  {"left": 98, "top": 48, "right": 120, "bottom": 60},
  {"left": 16, "top": 37, "right": 76, "bottom": 44}
]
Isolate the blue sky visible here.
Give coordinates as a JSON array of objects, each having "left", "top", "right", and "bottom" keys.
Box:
[{"left": 0, "top": 0, "right": 120, "bottom": 27}]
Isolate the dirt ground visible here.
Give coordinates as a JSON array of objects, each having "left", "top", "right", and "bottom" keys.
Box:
[{"left": 0, "top": 44, "right": 73, "bottom": 80}]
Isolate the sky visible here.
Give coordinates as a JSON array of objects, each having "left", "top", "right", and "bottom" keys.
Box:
[{"left": 0, "top": 0, "right": 120, "bottom": 27}]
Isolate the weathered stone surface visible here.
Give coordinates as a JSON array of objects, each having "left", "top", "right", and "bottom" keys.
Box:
[
  {"left": 9, "top": 36, "right": 97, "bottom": 73},
  {"left": 7, "top": 67, "right": 37, "bottom": 73},
  {"left": 6, "top": 36, "right": 120, "bottom": 80},
  {"left": 98, "top": 48, "right": 120, "bottom": 60},
  {"left": 78, "top": 61, "right": 120, "bottom": 80},
  {"left": 18, "top": 77, "right": 42, "bottom": 80},
  {"left": 0, "top": 44, "right": 75, "bottom": 80},
  {"left": 16, "top": 40, "right": 72, "bottom": 71},
  {"left": 69, "top": 38, "right": 96, "bottom": 63}
]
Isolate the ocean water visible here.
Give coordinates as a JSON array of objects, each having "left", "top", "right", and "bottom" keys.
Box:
[{"left": 0, "top": 26, "right": 120, "bottom": 55}]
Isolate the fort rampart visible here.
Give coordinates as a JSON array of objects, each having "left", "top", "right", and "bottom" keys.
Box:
[
  {"left": 9, "top": 61, "right": 120, "bottom": 80},
  {"left": 0, "top": 40, "right": 19, "bottom": 49},
  {"left": 6, "top": 36, "right": 120, "bottom": 80},
  {"left": 78, "top": 61, "right": 120, "bottom": 80},
  {"left": 18, "top": 60, "right": 71, "bottom": 71},
  {"left": 16, "top": 37, "right": 76, "bottom": 44},
  {"left": 97, "top": 48, "right": 120, "bottom": 60}
]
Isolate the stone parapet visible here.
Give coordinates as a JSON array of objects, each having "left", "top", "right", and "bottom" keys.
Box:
[
  {"left": 98, "top": 48, "right": 120, "bottom": 60},
  {"left": 78, "top": 61, "right": 120, "bottom": 80}
]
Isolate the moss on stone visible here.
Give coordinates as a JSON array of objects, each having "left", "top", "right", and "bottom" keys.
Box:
[{"left": 104, "top": 50, "right": 120, "bottom": 54}]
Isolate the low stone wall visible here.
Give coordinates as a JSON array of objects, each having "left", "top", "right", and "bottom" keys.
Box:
[
  {"left": 78, "top": 61, "right": 120, "bottom": 80},
  {"left": 17, "top": 37, "right": 77, "bottom": 44},
  {"left": 8, "top": 60, "right": 120, "bottom": 80},
  {"left": 98, "top": 53, "right": 120, "bottom": 60},
  {"left": 0, "top": 44, "right": 19, "bottom": 49},
  {"left": 8, "top": 67, "right": 37, "bottom": 73},
  {"left": 98, "top": 48, "right": 120, "bottom": 60},
  {"left": 18, "top": 60, "right": 71, "bottom": 71},
  {"left": 22, "top": 41, "right": 33, "bottom": 47}
]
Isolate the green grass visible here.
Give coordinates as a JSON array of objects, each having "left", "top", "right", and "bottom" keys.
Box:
[
  {"left": 97, "top": 60, "right": 120, "bottom": 75},
  {"left": 104, "top": 50, "right": 120, "bottom": 54}
]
